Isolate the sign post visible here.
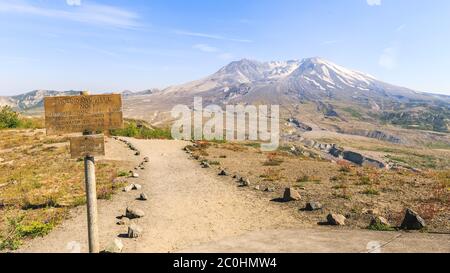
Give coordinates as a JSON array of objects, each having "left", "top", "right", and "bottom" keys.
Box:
[
  {"left": 44, "top": 91, "right": 123, "bottom": 253},
  {"left": 80, "top": 91, "right": 99, "bottom": 253},
  {"left": 84, "top": 143, "right": 99, "bottom": 253}
]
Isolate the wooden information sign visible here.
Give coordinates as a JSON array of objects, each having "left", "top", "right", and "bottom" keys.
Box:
[
  {"left": 70, "top": 134, "right": 105, "bottom": 159},
  {"left": 43, "top": 92, "right": 123, "bottom": 253},
  {"left": 44, "top": 94, "right": 123, "bottom": 135}
]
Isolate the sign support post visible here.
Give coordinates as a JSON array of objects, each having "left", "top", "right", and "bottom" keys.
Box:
[
  {"left": 84, "top": 149, "right": 99, "bottom": 253},
  {"left": 80, "top": 91, "right": 99, "bottom": 253}
]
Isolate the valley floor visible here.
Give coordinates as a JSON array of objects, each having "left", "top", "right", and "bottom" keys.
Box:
[{"left": 16, "top": 138, "right": 450, "bottom": 253}]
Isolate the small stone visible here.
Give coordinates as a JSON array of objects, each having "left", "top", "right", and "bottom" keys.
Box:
[
  {"left": 264, "top": 187, "right": 275, "bottom": 192},
  {"left": 131, "top": 172, "right": 139, "bottom": 178},
  {"left": 305, "top": 202, "right": 323, "bottom": 211},
  {"left": 117, "top": 217, "right": 130, "bottom": 226},
  {"left": 254, "top": 185, "right": 261, "bottom": 191},
  {"left": 283, "top": 188, "right": 301, "bottom": 202},
  {"left": 139, "top": 193, "right": 148, "bottom": 201},
  {"left": 327, "top": 213, "right": 346, "bottom": 226},
  {"left": 369, "top": 216, "right": 391, "bottom": 229},
  {"left": 123, "top": 184, "right": 134, "bottom": 192},
  {"left": 200, "top": 161, "right": 210, "bottom": 168},
  {"left": 362, "top": 208, "right": 380, "bottom": 215},
  {"left": 127, "top": 224, "right": 143, "bottom": 238},
  {"left": 103, "top": 239, "right": 123, "bottom": 253},
  {"left": 400, "top": 209, "right": 426, "bottom": 230},
  {"left": 241, "top": 179, "right": 251, "bottom": 187},
  {"left": 135, "top": 151, "right": 141, "bottom": 156},
  {"left": 218, "top": 169, "right": 228, "bottom": 176},
  {"left": 125, "top": 207, "right": 145, "bottom": 219},
  {"left": 132, "top": 184, "right": 142, "bottom": 190},
  {"left": 144, "top": 157, "right": 149, "bottom": 162}
]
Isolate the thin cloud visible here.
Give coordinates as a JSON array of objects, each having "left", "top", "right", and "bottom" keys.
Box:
[
  {"left": 175, "top": 30, "right": 252, "bottom": 43},
  {"left": 192, "top": 44, "right": 233, "bottom": 61},
  {"left": 0, "top": 1, "right": 140, "bottom": 28},
  {"left": 379, "top": 47, "right": 397, "bottom": 70},
  {"left": 193, "top": 44, "right": 219, "bottom": 53},
  {"left": 321, "top": 40, "right": 339, "bottom": 46},
  {"left": 66, "top": 0, "right": 82, "bottom": 6},
  {"left": 396, "top": 24, "right": 406, "bottom": 32},
  {"left": 367, "top": 0, "right": 381, "bottom": 6}
]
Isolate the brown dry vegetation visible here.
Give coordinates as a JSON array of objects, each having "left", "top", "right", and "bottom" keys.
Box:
[
  {"left": 186, "top": 140, "right": 450, "bottom": 233},
  {"left": 0, "top": 129, "right": 127, "bottom": 251}
]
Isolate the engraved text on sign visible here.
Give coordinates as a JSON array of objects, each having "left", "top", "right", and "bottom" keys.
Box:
[{"left": 44, "top": 94, "right": 123, "bottom": 135}]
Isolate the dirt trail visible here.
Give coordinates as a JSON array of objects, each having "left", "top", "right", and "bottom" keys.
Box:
[{"left": 18, "top": 138, "right": 450, "bottom": 253}]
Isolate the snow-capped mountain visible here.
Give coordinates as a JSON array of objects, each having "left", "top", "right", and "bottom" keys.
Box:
[
  {"left": 160, "top": 57, "right": 444, "bottom": 107},
  {"left": 288, "top": 57, "right": 377, "bottom": 91}
]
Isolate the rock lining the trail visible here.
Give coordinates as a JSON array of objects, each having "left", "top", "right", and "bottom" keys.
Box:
[
  {"left": 103, "top": 238, "right": 124, "bottom": 253},
  {"left": 327, "top": 213, "right": 346, "bottom": 226},
  {"left": 369, "top": 216, "right": 391, "bottom": 229},
  {"left": 401, "top": 209, "right": 426, "bottom": 230},
  {"left": 128, "top": 224, "right": 143, "bottom": 238},
  {"left": 123, "top": 184, "right": 134, "bottom": 192},
  {"left": 218, "top": 169, "right": 228, "bottom": 176},
  {"left": 139, "top": 193, "right": 148, "bottom": 201},
  {"left": 305, "top": 202, "right": 323, "bottom": 211},
  {"left": 283, "top": 188, "right": 301, "bottom": 202},
  {"left": 126, "top": 207, "right": 145, "bottom": 219}
]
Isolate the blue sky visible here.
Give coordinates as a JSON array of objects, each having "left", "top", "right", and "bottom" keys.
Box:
[{"left": 1, "top": 0, "right": 450, "bottom": 95}]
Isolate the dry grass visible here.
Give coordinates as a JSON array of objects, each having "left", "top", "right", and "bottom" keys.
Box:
[
  {"left": 188, "top": 140, "right": 450, "bottom": 232},
  {"left": 0, "top": 129, "right": 125, "bottom": 251}
]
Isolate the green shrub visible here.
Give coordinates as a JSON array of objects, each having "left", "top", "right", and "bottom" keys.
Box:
[
  {"left": 0, "top": 217, "right": 52, "bottom": 250},
  {"left": 368, "top": 220, "right": 395, "bottom": 231},
  {"left": 17, "top": 221, "right": 53, "bottom": 238},
  {"left": 111, "top": 121, "right": 172, "bottom": 139},
  {"left": 357, "top": 176, "right": 372, "bottom": 185},
  {"left": 0, "top": 106, "right": 43, "bottom": 130},
  {"left": 362, "top": 188, "right": 380, "bottom": 195},
  {"left": 208, "top": 160, "right": 221, "bottom": 166},
  {"left": 0, "top": 106, "right": 21, "bottom": 129}
]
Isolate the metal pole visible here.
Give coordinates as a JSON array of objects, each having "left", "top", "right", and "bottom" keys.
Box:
[
  {"left": 84, "top": 154, "right": 99, "bottom": 253},
  {"left": 80, "top": 91, "right": 99, "bottom": 253}
]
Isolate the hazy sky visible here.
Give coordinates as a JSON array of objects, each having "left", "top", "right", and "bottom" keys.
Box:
[{"left": 1, "top": 0, "right": 450, "bottom": 95}]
